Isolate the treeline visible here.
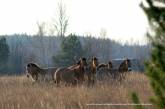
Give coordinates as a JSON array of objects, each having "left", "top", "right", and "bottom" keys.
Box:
[{"left": 0, "top": 34, "right": 151, "bottom": 74}]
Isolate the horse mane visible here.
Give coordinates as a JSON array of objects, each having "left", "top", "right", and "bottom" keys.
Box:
[
  {"left": 98, "top": 64, "right": 107, "bottom": 69},
  {"left": 27, "top": 62, "right": 40, "bottom": 69},
  {"left": 81, "top": 57, "right": 86, "bottom": 61},
  {"left": 97, "top": 61, "right": 113, "bottom": 70},
  {"left": 119, "top": 60, "right": 125, "bottom": 69}
]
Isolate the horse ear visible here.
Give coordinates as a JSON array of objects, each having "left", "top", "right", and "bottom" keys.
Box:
[
  {"left": 81, "top": 57, "right": 86, "bottom": 61},
  {"left": 108, "top": 61, "right": 112, "bottom": 67},
  {"left": 93, "top": 57, "right": 97, "bottom": 60},
  {"left": 27, "top": 64, "right": 30, "bottom": 67},
  {"left": 125, "top": 58, "right": 129, "bottom": 62}
]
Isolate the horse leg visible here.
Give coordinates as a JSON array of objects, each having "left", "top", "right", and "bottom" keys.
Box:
[
  {"left": 32, "top": 73, "right": 38, "bottom": 82},
  {"left": 112, "top": 72, "right": 116, "bottom": 80},
  {"left": 118, "top": 72, "right": 123, "bottom": 82},
  {"left": 87, "top": 75, "right": 91, "bottom": 87},
  {"left": 121, "top": 72, "right": 126, "bottom": 80},
  {"left": 43, "top": 74, "right": 46, "bottom": 82},
  {"left": 106, "top": 71, "right": 111, "bottom": 80},
  {"left": 52, "top": 74, "right": 55, "bottom": 82},
  {"left": 90, "top": 74, "right": 95, "bottom": 87},
  {"left": 36, "top": 73, "right": 39, "bottom": 81},
  {"left": 123, "top": 72, "right": 127, "bottom": 79},
  {"left": 115, "top": 72, "right": 120, "bottom": 81},
  {"left": 92, "top": 79, "right": 95, "bottom": 86},
  {"left": 87, "top": 77, "right": 90, "bottom": 86},
  {"left": 72, "top": 77, "right": 78, "bottom": 86},
  {"left": 113, "top": 72, "right": 117, "bottom": 80},
  {"left": 55, "top": 78, "right": 60, "bottom": 87}
]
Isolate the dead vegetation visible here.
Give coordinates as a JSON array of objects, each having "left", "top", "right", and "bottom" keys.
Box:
[{"left": 0, "top": 72, "right": 153, "bottom": 109}]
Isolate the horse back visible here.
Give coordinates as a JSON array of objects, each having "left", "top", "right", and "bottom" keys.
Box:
[{"left": 54, "top": 67, "right": 76, "bottom": 83}]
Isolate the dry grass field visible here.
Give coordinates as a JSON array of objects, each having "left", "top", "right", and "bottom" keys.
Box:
[{"left": 0, "top": 72, "right": 153, "bottom": 109}]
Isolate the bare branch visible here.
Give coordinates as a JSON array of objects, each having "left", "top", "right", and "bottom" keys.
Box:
[{"left": 53, "top": 1, "right": 69, "bottom": 37}]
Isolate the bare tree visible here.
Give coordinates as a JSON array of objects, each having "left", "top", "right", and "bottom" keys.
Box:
[
  {"left": 37, "top": 22, "right": 46, "bottom": 36},
  {"left": 26, "top": 22, "right": 49, "bottom": 66},
  {"left": 99, "top": 28, "right": 111, "bottom": 61},
  {"left": 99, "top": 28, "right": 107, "bottom": 39},
  {"left": 53, "top": 1, "right": 69, "bottom": 37}
]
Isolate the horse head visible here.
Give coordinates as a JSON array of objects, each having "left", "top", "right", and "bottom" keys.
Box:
[
  {"left": 92, "top": 57, "right": 99, "bottom": 68},
  {"left": 108, "top": 61, "right": 113, "bottom": 69},
  {"left": 119, "top": 58, "right": 131, "bottom": 72},
  {"left": 77, "top": 57, "right": 88, "bottom": 71},
  {"left": 26, "top": 62, "right": 40, "bottom": 80}
]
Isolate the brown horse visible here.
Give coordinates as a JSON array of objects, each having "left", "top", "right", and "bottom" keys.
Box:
[
  {"left": 54, "top": 57, "right": 88, "bottom": 86},
  {"left": 26, "top": 62, "right": 57, "bottom": 82},
  {"left": 85, "top": 57, "right": 99, "bottom": 86},
  {"left": 97, "top": 61, "right": 113, "bottom": 69},
  {"left": 118, "top": 58, "right": 131, "bottom": 80},
  {"left": 97, "top": 61, "right": 113, "bottom": 80}
]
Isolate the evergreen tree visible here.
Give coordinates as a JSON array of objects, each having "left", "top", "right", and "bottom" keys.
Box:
[
  {"left": 0, "top": 37, "right": 10, "bottom": 73},
  {"left": 53, "top": 34, "right": 84, "bottom": 67},
  {"left": 132, "top": 92, "right": 145, "bottom": 109},
  {"left": 138, "top": 0, "right": 165, "bottom": 108}
]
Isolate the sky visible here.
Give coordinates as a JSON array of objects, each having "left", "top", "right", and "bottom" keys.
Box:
[{"left": 0, "top": 0, "right": 149, "bottom": 44}]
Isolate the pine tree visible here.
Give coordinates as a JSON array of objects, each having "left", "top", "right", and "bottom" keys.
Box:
[
  {"left": 0, "top": 37, "right": 10, "bottom": 73},
  {"left": 140, "top": 0, "right": 165, "bottom": 108},
  {"left": 53, "top": 34, "right": 84, "bottom": 67}
]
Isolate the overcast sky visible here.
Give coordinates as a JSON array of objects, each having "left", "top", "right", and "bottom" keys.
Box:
[{"left": 0, "top": 0, "right": 149, "bottom": 44}]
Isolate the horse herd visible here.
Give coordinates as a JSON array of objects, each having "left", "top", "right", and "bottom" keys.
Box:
[{"left": 26, "top": 57, "right": 131, "bottom": 86}]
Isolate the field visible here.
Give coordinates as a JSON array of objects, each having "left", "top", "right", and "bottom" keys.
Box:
[{"left": 0, "top": 72, "right": 153, "bottom": 109}]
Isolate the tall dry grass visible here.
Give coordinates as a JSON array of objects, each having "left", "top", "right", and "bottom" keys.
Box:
[{"left": 0, "top": 72, "right": 153, "bottom": 109}]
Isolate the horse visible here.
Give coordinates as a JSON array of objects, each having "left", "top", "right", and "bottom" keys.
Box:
[
  {"left": 101, "top": 58, "right": 131, "bottom": 81},
  {"left": 118, "top": 58, "right": 131, "bottom": 80},
  {"left": 97, "top": 62, "right": 112, "bottom": 69},
  {"left": 97, "top": 61, "right": 113, "bottom": 69},
  {"left": 54, "top": 57, "right": 88, "bottom": 86},
  {"left": 97, "top": 61, "right": 113, "bottom": 80},
  {"left": 85, "top": 57, "right": 99, "bottom": 86},
  {"left": 26, "top": 62, "right": 57, "bottom": 82}
]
